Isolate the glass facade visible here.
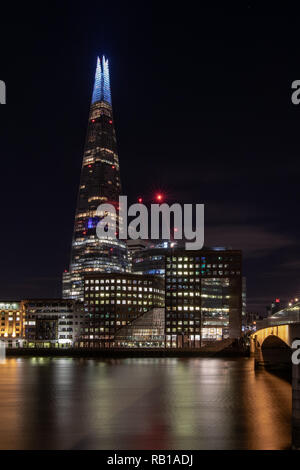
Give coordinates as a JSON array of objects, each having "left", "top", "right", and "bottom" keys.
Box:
[
  {"left": 63, "top": 56, "right": 128, "bottom": 301},
  {"left": 201, "top": 278, "right": 230, "bottom": 329},
  {"left": 165, "top": 249, "right": 242, "bottom": 348},
  {"left": 114, "top": 308, "right": 165, "bottom": 348},
  {"left": 131, "top": 247, "right": 169, "bottom": 276}
]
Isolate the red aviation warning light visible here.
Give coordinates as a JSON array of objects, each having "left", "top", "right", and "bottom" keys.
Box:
[
  {"left": 156, "top": 193, "right": 163, "bottom": 202},
  {"left": 138, "top": 197, "right": 143, "bottom": 203},
  {"left": 275, "top": 298, "right": 280, "bottom": 303}
]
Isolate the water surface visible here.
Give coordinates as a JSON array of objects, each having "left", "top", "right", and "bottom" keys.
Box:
[{"left": 0, "top": 357, "right": 291, "bottom": 449}]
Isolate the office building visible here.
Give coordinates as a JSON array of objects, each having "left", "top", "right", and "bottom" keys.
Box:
[
  {"left": 76, "top": 273, "right": 165, "bottom": 347},
  {"left": 165, "top": 248, "right": 242, "bottom": 348}
]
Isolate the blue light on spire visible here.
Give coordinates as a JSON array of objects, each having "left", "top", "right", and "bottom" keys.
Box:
[
  {"left": 92, "top": 57, "right": 102, "bottom": 104},
  {"left": 91, "top": 56, "right": 112, "bottom": 105},
  {"left": 102, "top": 56, "right": 112, "bottom": 105}
]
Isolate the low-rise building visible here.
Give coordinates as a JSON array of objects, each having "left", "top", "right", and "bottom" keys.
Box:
[
  {"left": 0, "top": 301, "right": 25, "bottom": 347},
  {"left": 22, "top": 299, "right": 84, "bottom": 348}
]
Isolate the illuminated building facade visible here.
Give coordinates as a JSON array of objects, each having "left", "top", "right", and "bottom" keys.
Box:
[
  {"left": 22, "top": 299, "right": 84, "bottom": 348},
  {"left": 76, "top": 273, "right": 165, "bottom": 347},
  {"left": 165, "top": 249, "right": 242, "bottom": 348},
  {"left": 0, "top": 301, "right": 24, "bottom": 347},
  {"left": 63, "top": 56, "right": 128, "bottom": 301}
]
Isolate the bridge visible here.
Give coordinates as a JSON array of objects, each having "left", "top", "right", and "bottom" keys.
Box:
[{"left": 250, "top": 302, "right": 300, "bottom": 449}]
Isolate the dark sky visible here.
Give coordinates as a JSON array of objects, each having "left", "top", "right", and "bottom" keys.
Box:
[{"left": 0, "top": 2, "right": 300, "bottom": 312}]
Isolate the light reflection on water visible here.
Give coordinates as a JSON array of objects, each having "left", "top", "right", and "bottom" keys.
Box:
[{"left": 0, "top": 357, "right": 291, "bottom": 449}]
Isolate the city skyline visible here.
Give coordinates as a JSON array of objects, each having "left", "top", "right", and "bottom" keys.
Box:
[
  {"left": 1, "top": 5, "right": 300, "bottom": 313},
  {"left": 0, "top": 2, "right": 299, "bottom": 454}
]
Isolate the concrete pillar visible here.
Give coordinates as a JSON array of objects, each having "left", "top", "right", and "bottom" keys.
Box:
[
  {"left": 250, "top": 336, "right": 255, "bottom": 357},
  {"left": 254, "top": 345, "right": 265, "bottom": 368},
  {"left": 292, "top": 363, "right": 300, "bottom": 449},
  {"left": 251, "top": 335, "right": 265, "bottom": 368}
]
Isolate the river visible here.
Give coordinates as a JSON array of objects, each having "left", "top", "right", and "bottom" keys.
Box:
[{"left": 0, "top": 356, "right": 291, "bottom": 449}]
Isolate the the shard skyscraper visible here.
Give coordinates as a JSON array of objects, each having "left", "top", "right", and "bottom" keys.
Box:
[{"left": 63, "top": 56, "right": 128, "bottom": 300}]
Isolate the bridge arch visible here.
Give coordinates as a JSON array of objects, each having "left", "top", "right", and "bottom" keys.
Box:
[
  {"left": 261, "top": 334, "right": 289, "bottom": 349},
  {"left": 251, "top": 324, "right": 291, "bottom": 348},
  {"left": 251, "top": 325, "right": 292, "bottom": 366},
  {"left": 261, "top": 334, "right": 291, "bottom": 364}
]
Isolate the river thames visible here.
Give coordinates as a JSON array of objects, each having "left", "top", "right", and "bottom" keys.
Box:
[{"left": 0, "top": 357, "right": 291, "bottom": 449}]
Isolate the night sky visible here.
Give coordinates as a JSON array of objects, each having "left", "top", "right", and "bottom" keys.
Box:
[{"left": 1, "top": 2, "right": 300, "bottom": 312}]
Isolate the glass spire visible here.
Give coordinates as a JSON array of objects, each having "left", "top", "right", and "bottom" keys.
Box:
[{"left": 91, "top": 56, "right": 112, "bottom": 105}]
